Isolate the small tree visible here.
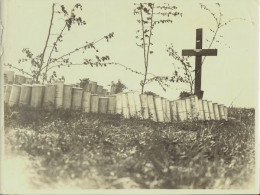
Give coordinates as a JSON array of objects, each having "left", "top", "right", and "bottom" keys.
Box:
[
  {"left": 166, "top": 3, "right": 247, "bottom": 94},
  {"left": 110, "top": 80, "right": 127, "bottom": 94},
  {"left": 134, "top": 3, "right": 182, "bottom": 93},
  {"left": 5, "top": 3, "right": 114, "bottom": 84}
]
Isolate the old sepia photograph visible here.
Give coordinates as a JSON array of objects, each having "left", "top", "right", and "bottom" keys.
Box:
[{"left": 0, "top": 0, "right": 259, "bottom": 194}]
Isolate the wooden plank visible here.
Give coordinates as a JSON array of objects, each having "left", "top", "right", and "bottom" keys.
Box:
[
  {"left": 213, "top": 103, "right": 220, "bottom": 120},
  {"left": 107, "top": 95, "right": 116, "bottom": 114},
  {"left": 82, "top": 91, "right": 91, "bottom": 112},
  {"left": 147, "top": 95, "right": 157, "bottom": 122},
  {"left": 99, "top": 97, "right": 109, "bottom": 114},
  {"left": 91, "top": 94, "right": 99, "bottom": 113},
  {"left": 170, "top": 101, "right": 178, "bottom": 121},
  {"left": 121, "top": 93, "right": 130, "bottom": 118},
  {"left": 4, "top": 85, "right": 13, "bottom": 104},
  {"left": 63, "top": 85, "right": 73, "bottom": 110},
  {"left": 71, "top": 87, "right": 83, "bottom": 110},
  {"left": 140, "top": 94, "right": 149, "bottom": 119},
  {"left": 202, "top": 100, "right": 210, "bottom": 120},
  {"left": 43, "top": 84, "right": 55, "bottom": 109},
  {"left": 218, "top": 104, "right": 226, "bottom": 120},
  {"left": 9, "top": 85, "right": 22, "bottom": 107},
  {"left": 116, "top": 93, "right": 122, "bottom": 114},
  {"left": 127, "top": 92, "right": 137, "bottom": 117},
  {"left": 30, "top": 85, "right": 44, "bottom": 108},
  {"left": 154, "top": 97, "right": 164, "bottom": 122},
  {"left": 208, "top": 101, "right": 216, "bottom": 120},
  {"left": 198, "top": 99, "right": 205, "bottom": 120}
]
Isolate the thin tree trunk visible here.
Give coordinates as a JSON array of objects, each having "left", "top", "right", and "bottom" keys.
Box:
[{"left": 37, "top": 3, "right": 55, "bottom": 83}]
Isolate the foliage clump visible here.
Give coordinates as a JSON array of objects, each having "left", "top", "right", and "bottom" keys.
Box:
[{"left": 4, "top": 106, "right": 255, "bottom": 189}]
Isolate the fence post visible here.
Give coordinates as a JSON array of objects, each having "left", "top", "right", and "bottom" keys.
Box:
[
  {"left": 90, "top": 81, "right": 97, "bottom": 94},
  {"left": 127, "top": 92, "right": 137, "bottom": 117},
  {"left": 91, "top": 94, "right": 99, "bottom": 113},
  {"left": 121, "top": 93, "right": 130, "bottom": 118},
  {"left": 146, "top": 95, "right": 156, "bottom": 121},
  {"left": 133, "top": 91, "right": 142, "bottom": 117},
  {"left": 25, "top": 78, "right": 33, "bottom": 84},
  {"left": 43, "top": 84, "right": 56, "bottom": 110},
  {"left": 14, "top": 75, "right": 25, "bottom": 85},
  {"left": 224, "top": 106, "right": 228, "bottom": 121},
  {"left": 82, "top": 91, "right": 91, "bottom": 112},
  {"left": 213, "top": 103, "right": 220, "bottom": 120},
  {"left": 185, "top": 97, "right": 192, "bottom": 119},
  {"left": 30, "top": 85, "right": 45, "bottom": 108},
  {"left": 8, "top": 85, "right": 22, "bottom": 107},
  {"left": 4, "top": 71, "right": 14, "bottom": 84},
  {"left": 63, "top": 85, "right": 73, "bottom": 110},
  {"left": 107, "top": 95, "right": 116, "bottom": 114},
  {"left": 170, "top": 101, "right": 178, "bottom": 121},
  {"left": 218, "top": 104, "right": 225, "bottom": 120},
  {"left": 116, "top": 93, "right": 122, "bottom": 114},
  {"left": 198, "top": 99, "right": 205, "bottom": 120},
  {"left": 4, "top": 85, "right": 12, "bottom": 104},
  {"left": 54, "top": 82, "right": 64, "bottom": 109},
  {"left": 71, "top": 87, "right": 83, "bottom": 110},
  {"left": 96, "top": 85, "right": 104, "bottom": 95},
  {"left": 99, "top": 97, "right": 109, "bottom": 114},
  {"left": 19, "top": 84, "right": 32, "bottom": 106},
  {"left": 176, "top": 99, "right": 186, "bottom": 121},
  {"left": 154, "top": 96, "right": 163, "bottom": 122},
  {"left": 190, "top": 95, "right": 199, "bottom": 119},
  {"left": 208, "top": 101, "right": 216, "bottom": 120},
  {"left": 165, "top": 100, "right": 171, "bottom": 122},
  {"left": 140, "top": 94, "right": 149, "bottom": 119},
  {"left": 202, "top": 100, "right": 210, "bottom": 120}
]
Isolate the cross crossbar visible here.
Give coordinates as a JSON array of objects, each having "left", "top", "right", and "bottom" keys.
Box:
[
  {"left": 181, "top": 28, "right": 218, "bottom": 99},
  {"left": 182, "top": 49, "right": 217, "bottom": 56}
]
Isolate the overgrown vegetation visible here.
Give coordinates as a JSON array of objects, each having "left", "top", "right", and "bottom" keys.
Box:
[{"left": 4, "top": 105, "right": 255, "bottom": 189}]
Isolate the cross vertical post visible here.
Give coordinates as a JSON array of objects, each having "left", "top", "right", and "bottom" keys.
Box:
[
  {"left": 195, "top": 29, "right": 203, "bottom": 99},
  {"left": 182, "top": 28, "right": 217, "bottom": 99}
]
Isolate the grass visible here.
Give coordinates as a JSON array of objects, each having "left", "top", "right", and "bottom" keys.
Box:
[{"left": 4, "top": 105, "right": 255, "bottom": 189}]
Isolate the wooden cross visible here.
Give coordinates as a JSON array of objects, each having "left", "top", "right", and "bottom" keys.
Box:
[{"left": 182, "top": 28, "right": 217, "bottom": 99}]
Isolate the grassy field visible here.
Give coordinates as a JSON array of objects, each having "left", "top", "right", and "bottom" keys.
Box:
[{"left": 4, "top": 105, "right": 255, "bottom": 189}]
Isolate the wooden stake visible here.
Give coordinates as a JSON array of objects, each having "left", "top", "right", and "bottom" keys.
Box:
[
  {"left": 63, "top": 85, "right": 73, "bottom": 110},
  {"left": 170, "top": 101, "right": 178, "bottom": 121}
]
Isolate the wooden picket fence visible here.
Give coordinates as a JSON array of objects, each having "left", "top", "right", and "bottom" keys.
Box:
[{"left": 3, "top": 71, "right": 228, "bottom": 122}]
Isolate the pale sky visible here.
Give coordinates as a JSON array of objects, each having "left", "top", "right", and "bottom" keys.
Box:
[{"left": 2, "top": 0, "right": 258, "bottom": 108}]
